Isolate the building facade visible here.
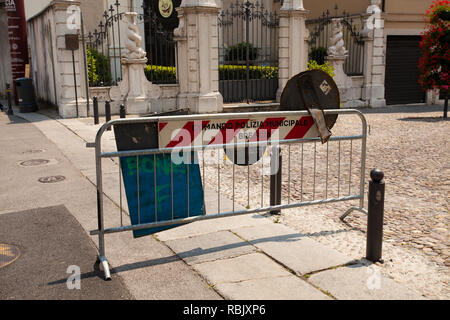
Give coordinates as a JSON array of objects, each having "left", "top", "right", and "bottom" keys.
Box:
[{"left": 13, "top": 0, "right": 445, "bottom": 117}]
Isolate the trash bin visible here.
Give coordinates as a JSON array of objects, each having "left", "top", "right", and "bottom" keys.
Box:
[{"left": 15, "top": 78, "right": 37, "bottom": 113}]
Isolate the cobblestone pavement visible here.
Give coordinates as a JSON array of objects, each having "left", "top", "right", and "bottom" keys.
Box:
[{"left": 203, "top": 105, "right": 449, "bottom": 299}]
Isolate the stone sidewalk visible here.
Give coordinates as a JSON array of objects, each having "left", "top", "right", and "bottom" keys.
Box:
[{"left": 6, "top": 105, "right": 426, "bottom": 300}]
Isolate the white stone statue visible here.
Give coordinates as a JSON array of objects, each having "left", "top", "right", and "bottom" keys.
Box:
[
  {"left": 328, "top": 19, "right": 348, "bottom": 57},
  {"left": 281, "top": 0, "right": 305, "bottom": 10},
  {"left": 364, "top": 0, "right": 382, "bottom": 32},
  {"left": 122, "top": 12, "right": 146, "bottom": 60}
]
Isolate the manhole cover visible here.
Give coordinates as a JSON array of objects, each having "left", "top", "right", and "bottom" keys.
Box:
[
  {"left": 38, "top": 176, "right": 66, "bottom": 184},
  {"left": 0, "top": 244, "right": 20, "bottom": 269},
  {"left": 22, "top": 149, "right": 46, "bottom": 155},
  {"left": 19, "top": 159, "right": 50, "bottom": 167}
]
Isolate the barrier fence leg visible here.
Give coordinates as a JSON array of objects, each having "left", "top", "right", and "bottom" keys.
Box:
[
  {"left": 7, "top": 83, "right": 13, "bottom": 116},
  {"left": 120, "top": 104, "right": 126, "bottom": 119},
  {"left": 93, "top": 96, "right": 99, "bottom": 125},
  {"left": 366, "top": 169, "right": 385, "bottom": 263},
  {"left": 105, "top": 100, "right": 111, "bottom": 131},
  {"left": 270, "top": 146, "right": 282, "bottom": 215}
]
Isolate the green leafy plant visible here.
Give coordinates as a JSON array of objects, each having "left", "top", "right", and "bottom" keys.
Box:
[
  {"left": 144, "top": 65, "right": 177, "bottom": 83},
  {"left": 219, "top": 65, "right": 279, "bottom": 80},
  {"left": 309, "top": 46, "right": 328, "bottom": 65},
  {"left": 419, "top": 0, "right": 449, "bottom": 118},
  {"left": 307, "top": 60, "right": 335, "bottom": 78},
  {"left": 224, "top": 42, "right": 259, "bottom": 62},
  {"left": 87, "top": 46, "right": 111, "bottom": 86}
]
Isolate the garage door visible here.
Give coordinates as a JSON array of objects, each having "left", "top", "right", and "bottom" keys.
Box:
[{"left": 385, "top": 36, "right": 426, "bottom": 105}]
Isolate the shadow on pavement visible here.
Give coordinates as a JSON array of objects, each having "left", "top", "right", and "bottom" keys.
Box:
[
  {"left": 0, "top": 205, "right": 133, "bottom": 300},
  {"left": 398, "top": 116, "right": 449, "bottom": 123},
  {"left": 56, "top": 227, "right": 353, "bottom": 282}
]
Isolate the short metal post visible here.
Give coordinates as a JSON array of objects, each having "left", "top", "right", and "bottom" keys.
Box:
[
  {"left": 6, "top": 83, "right": 13, "bottom": 115},
  {"left": 93, "top": 96, "right": 99, "bottom": 125},
  {"left": 71, "top": 49, "right": 79, "bottom": 118},
  {"left": 270, "top": 146, "right": 282, "bottom": 215},
  {"left": 444, "top": 92, "right": 448, "bottom": 119},
  {"left": 105, "top": 100, "right": 111, "bottom": 131},
  {"left": 120, "top": 104, "right": 126, "bottom": 119},
  {"left": 366, "top": 169, "right": 385, "bottom": 263}
]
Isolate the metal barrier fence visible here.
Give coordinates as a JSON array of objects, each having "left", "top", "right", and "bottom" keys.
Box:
[{"left": 90, "top": 109, "right": 368, "bottom": 280}]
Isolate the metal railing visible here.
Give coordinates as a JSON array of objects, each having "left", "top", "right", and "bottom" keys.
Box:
[
  {"left": 90, "top": 109, "right": 368, "bottom": 280},
  {"left": 82, "top": 2, "right": 178, "bottom": 87},
  {"left": 218, "top": 0, "right": 279, "bottom": 103}
]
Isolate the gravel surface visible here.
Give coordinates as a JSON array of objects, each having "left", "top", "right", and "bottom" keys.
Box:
[{"left": 202, "top": 105, "right": 449, "bottom": 299}]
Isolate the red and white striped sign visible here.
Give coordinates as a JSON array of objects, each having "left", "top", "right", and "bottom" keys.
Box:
[{"left": 158, "top": 115, "right": 319, "bottom": 148}]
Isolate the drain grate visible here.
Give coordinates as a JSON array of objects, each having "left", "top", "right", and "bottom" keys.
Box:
[
  {"left": 22, "top": 149, "right": 46, "bottom": 155},
  {"left": 19, "top": 159, "right": 50, "bottom": 167},
  {"left": 38, "top": 176, "right": 66, "bottom": 184},
  {"left": 0, "top": 244, "right": 20, "bottom": 269}
]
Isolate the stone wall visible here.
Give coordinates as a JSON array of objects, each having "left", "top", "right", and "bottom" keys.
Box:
[
  {"left": 0, "top": 5, "right": 12, "bottom": 98},
  {"left": 89, "top": 84, "right": 180, "bottom": 116},
  {"left": 27, "top": 0, "right": 88, "bottom": 118}
]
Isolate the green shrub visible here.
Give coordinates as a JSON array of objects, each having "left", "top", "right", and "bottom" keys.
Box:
[
  {"left": 309, "top": 46, "right": 328, "bottom": 65},
  {"left": 219, "top": 65, "right": 279, "bottom": 80},
  {"left": 224, "top": 42, "right": 259, "bottom": 62},
  {"left": 144, "top": 65, "right": 177, "bottom": 83},
  {"left": 87, "top": 46, "right": 111, "bottom": 86},
  {"left": 307, "top": 60, "right": 335, "bottom": 78}
]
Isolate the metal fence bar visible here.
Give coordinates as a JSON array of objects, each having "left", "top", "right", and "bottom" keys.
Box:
[
  {"left": 119, "top": 160, "right": 123, "bottom": 227},
  {"left": 92, "top": 195, "right": 362, "bottom": 236}
]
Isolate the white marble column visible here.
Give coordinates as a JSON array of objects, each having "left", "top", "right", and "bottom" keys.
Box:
[
  {"left": 276, "top": 0, "right": 309, "bottom": 102},
  {"left": 174, "top": 0, "right": 223, "bottom": 114},
  {"left": 361, "top": 0, "right": 386, "bottom": 108},
  {"left": 54, "top": 1, "right": 88, "bottom": 118}
]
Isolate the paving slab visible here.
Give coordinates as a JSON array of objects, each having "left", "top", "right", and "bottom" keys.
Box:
[
  {"left": 308, "top": 264, "right": 426, "bottom": 300},
  {"left": 1, "top": 112, "right": 221, "bottom": 300},
  {"left": 232, "top": 224, "right": 352, "bottom": 275},
  {"left": 214, "top": 276, "right": 331, "bottom": 300},
  {"left": 192, "top": 252, "right": 291, "bottom": 284},
  {"left": 164, "top": 230, "right": 256, "bottom": 265}
]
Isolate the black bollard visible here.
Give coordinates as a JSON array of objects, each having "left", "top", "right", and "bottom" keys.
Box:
[
  {"left": 366, "top": 169, "right": 385, "bottom": 263},
  {"left": 93, "top": 96, "right": 99, "bottom": 125},
  {"left": 6, "top": 83, "right": 13, "bottom": 115},
  {"left": 270, "top": 146, "right": 282, "bottom": 215},
  {"left": 120, "top": 104, "right": 126, "bottom": 119},
  {"left": 105, "top": 100, "right": 111, "bottom": 131}
]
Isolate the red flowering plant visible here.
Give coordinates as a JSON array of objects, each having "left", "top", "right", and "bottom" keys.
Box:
[{"left": 419, "top": 0, "right": 449, "bottom": 117}]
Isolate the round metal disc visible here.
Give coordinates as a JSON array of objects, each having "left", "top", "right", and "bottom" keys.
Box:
[
  {"left": 19, "top": 159, "right": 50, "bottom": 167},
  {"left": 224, "top": 145, "right": 267, "bottom": 166},
  {"left": 280, "top": 69, "right": 340, "bottom": 130},
  {"left": 38, "top": 176, "right": 66, "bottom": 184}
]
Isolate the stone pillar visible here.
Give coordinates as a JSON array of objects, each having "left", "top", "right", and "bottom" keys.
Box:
[
  {"left": 361, "top": 0, "right": 386, "bottom": 108},
  {"left": 276, "top": 0, "right": 309, "bottom": 102},
  {"left": 54, "top": 1, "right": 89, "bottom": 118},
  {"left": 174, "top": 0, "right": 222, "bottom": 114}
]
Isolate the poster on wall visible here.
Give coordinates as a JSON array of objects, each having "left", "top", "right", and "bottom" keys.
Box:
[{"left": 6, "top": 0, "right": 29, "bottom": 103}]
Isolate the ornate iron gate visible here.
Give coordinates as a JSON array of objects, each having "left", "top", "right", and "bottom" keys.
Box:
[
  {"left": 83, "top": 1, "right": 178, "bottom": 87},
  {"left": 218, "top": 1, "right": 279, "bottom": 103}
]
